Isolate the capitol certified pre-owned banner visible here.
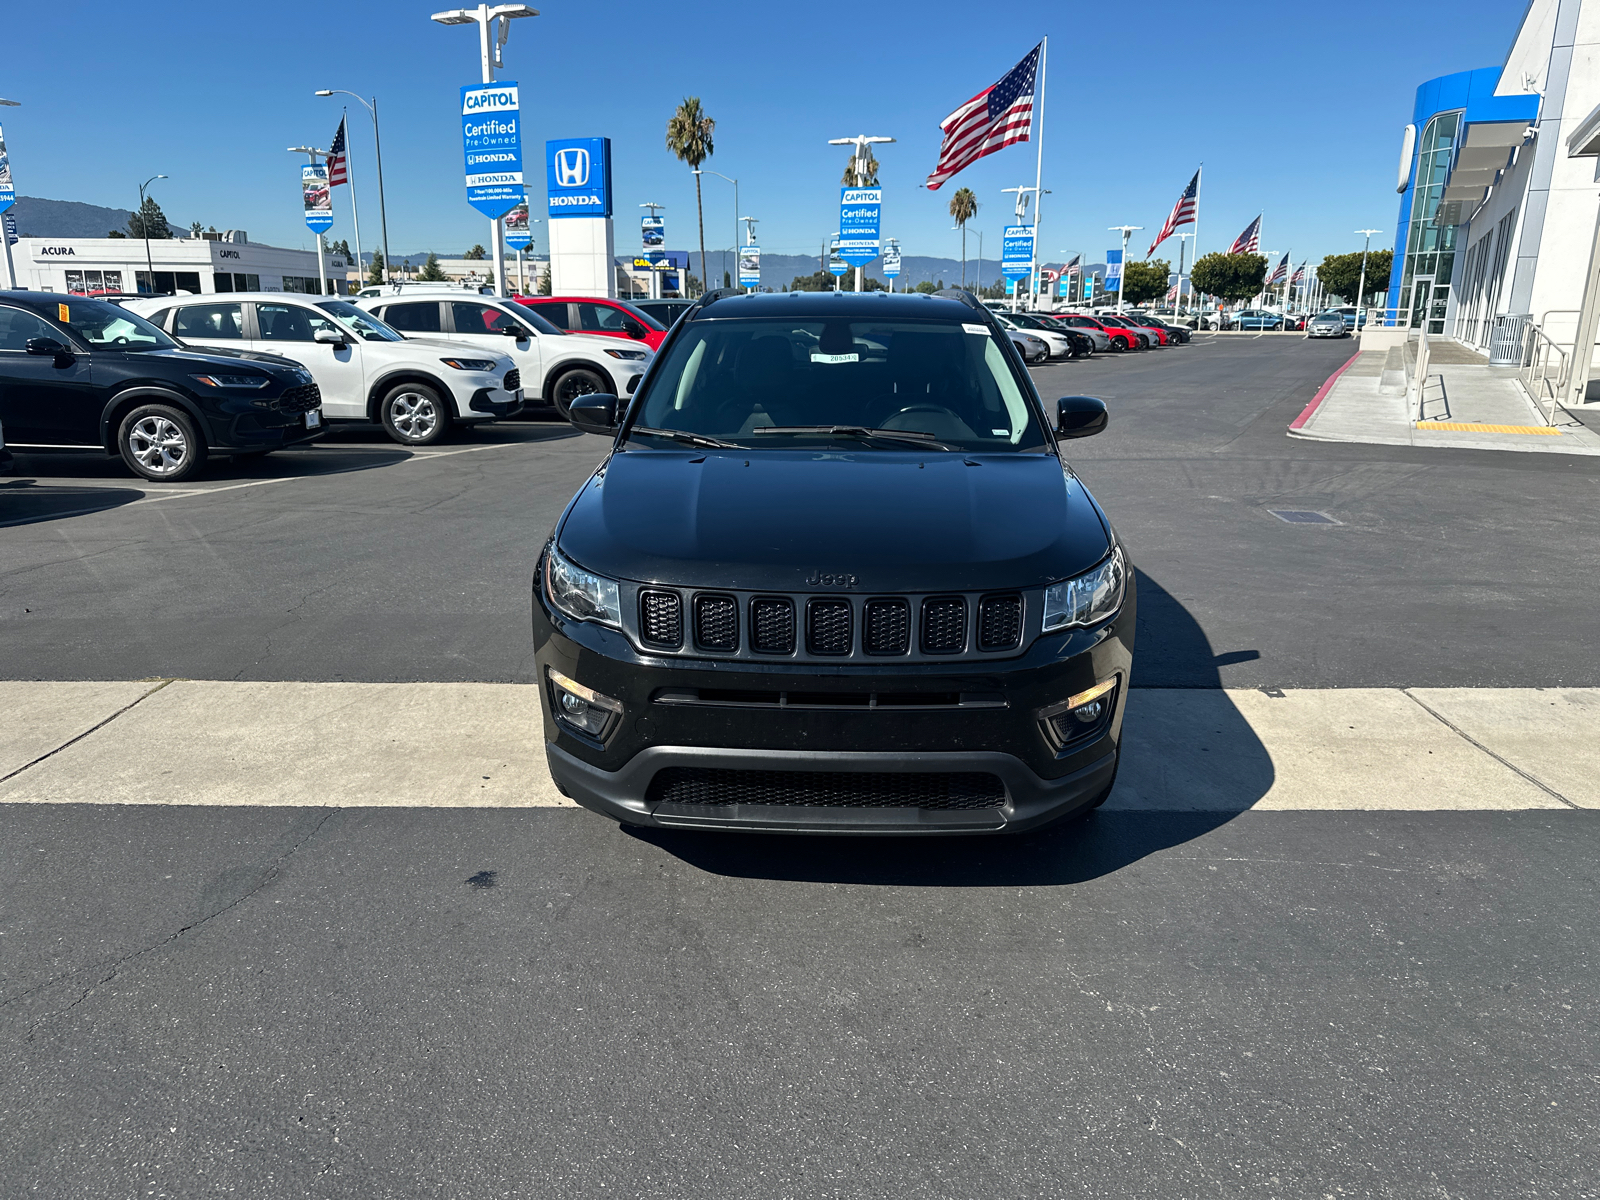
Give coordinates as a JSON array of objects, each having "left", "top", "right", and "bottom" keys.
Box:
[
  {"left": 0, "top": 126, "right": 15, "bottom": 215},
  {"left": 302, "top": 165, "right": 333, "bottom": 233},
  {"left": 838, "top": 187, "right": 881, "bottom": 267},
  {"left": 738, "top": 245, "right": 760, "bottom": 288},
  {"left": 642, "top": 215, "right": 664, "bottom": 247},
  {"left": 461, "top": 81, "right": 524, "bottom": 219},
  {"left": 503, "top": 200, "right": 533, "bottom": 249},
  {"left": 1001, "top": 226, "right": 1034, "bottom": 279}
]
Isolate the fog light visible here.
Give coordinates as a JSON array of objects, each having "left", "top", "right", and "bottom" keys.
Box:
[
  {"left": 1071, "top": 699, "right": 1104, "bottom": 724},
  {"left": 547, "top": 668, "right": 622, "bottom": 740}
]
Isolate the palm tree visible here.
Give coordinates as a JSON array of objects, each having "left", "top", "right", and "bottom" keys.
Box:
[
  {"left": 840, "top": 148, "right": 879, "bottom": 187},
  {"left": 666, "top": 97, "right": 716, "bottom": 297},
  {"left": 948, "top": 187, "right": 979, "bottom": 286}
]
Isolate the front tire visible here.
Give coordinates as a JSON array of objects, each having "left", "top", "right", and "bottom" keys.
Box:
[
  {"left": 550, "top": 366, "right": 609, "bottom": 422},
  {"left": 118, "top": 404, "right": 207, "bottom": 482},
  {"left": 380, "top": 383, "right": 450, "bottom": 446}
]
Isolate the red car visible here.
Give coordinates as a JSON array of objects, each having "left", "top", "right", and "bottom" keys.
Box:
[
  {"left": 512, "top": 296, "right": 669, "bottom": 352},
  {"left": 1096, "top": 314, "right": 1163, "bottom": 348},
  {"left": 1113, "top": 314, "right": 1171, "bottom": 346},
  {"left": 1055, "top": 313, "right": 1137, "bottom": 352}
]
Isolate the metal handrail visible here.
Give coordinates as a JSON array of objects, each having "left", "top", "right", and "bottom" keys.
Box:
[{"left": 1520, "top": 322, "right": 1569, "bottom": 425}]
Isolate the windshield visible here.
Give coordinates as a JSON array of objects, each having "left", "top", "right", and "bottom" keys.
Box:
[
  {"left": 315, "top": 300, "right": 405, "bottom": 341},
  {"left": 630, "top": 317, "right": 1048, "bottom": 452},
  {"left": 614, "top": 300, "right": 666, "bottom": 331},
  {"left": 54, "top": 298, "right": 177, "bottom": 349}
]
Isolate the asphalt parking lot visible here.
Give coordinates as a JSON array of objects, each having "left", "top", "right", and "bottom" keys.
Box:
[{"left": 4, "top": 334, "right": 1599, "bottom": 1198}]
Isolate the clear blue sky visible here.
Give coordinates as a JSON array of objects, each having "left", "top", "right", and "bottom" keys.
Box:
[{"left": 2, "top": 0, "right": 1521, "bottom": 271}]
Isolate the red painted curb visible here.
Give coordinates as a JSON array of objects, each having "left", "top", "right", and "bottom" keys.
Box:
[{"left": 1290, "top": 350, "right": 1363, "bottom": 431}]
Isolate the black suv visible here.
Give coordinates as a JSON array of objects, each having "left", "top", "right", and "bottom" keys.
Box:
[
  {"left": 0, "top": 291, "right": 323, "bottom": 481},
  {"left": 532, "top": 290, "right": 1134, "bottom": 835}
]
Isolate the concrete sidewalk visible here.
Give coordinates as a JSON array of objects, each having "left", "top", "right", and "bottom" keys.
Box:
[
  {"left": 1289, "top": 343, "right": 1600, "bottom": 455},
  {"left": 1, "top": 679, "right": 1594, "bottom": 812}
]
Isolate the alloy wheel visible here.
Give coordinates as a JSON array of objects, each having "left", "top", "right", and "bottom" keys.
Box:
[
  {"left": 126, "top": 415, "right": 189, "bottom": 477},
  {"left": 389, "top": 391, "right": 439, "bottom": 441}
]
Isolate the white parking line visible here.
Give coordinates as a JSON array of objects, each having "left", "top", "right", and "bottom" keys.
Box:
[{"left": 0, "top": 681, "right": 1592, "bottom": 812}]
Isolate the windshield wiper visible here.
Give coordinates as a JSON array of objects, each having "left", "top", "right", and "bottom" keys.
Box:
[
  {"left": 751, "top": 425, "right": 953, "bottom": 451},
  {"left": 627, "top": 425, "right": 741, "bottom": 449}
]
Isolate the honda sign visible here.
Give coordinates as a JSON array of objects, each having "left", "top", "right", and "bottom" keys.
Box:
[{"left": 545, "top": 137, "right": 612, "bottom": 218}]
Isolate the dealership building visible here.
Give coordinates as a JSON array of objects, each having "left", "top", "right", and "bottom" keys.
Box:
[
  {"left": 1388, "top": 0, "right": 1600, "bottom": 371},
  {"left": 8, "top": 232, "right": 348, "bottom": 298}
]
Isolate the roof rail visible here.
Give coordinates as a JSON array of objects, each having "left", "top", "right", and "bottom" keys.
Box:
[{"left": 931, "top": 287, "right": 987, "bottom": 313}]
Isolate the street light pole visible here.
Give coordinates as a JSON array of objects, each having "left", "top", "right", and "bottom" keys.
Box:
[
  {"left": 1354, "top": 228, "right": 1381, "bottom": 334},
  {"left": 1002, "top": 185, "right": 1037, "bottom": 312},
  {"left": 288, "top": 148, "right": 330, "bottom": 294},
  {"left": 137, "top": 174, "right": 168, "bottom": 295},
  {"left": 700, "top": 169, "right": 738, "bottom": 291},
  {"left": 317, "top": 89, "right": 393, "bottom": 286},
  {"left": 430, "top": 3, "right": 539, "bottom": 297},
  {"left": 828, "top": 134, "right": 894, "bottom": 292},
  {"left": 1108, "top": 225, "right": 1141, "bottom": 315}
]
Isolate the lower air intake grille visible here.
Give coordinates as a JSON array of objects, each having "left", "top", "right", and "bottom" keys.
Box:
[
  {"left": 694, "top": 595, "right": 738, "bottom": 651},
  {"left": 275, "top": 383, "right": 321, "bottom": 414},
  {"left": 639, "top": 590, "right": 682, "bottom": 648},
  {"left": 806, "top": 599, "right": 852, "bottom": 655},
  {"left": 503, "top": 369, "right": 521, "bottom": 392},
  {"left": 750, "top": 597, "right": 796, "bottom": 654},
  {"left": 920, "top": 597, "right": 967, "bottom": 655},
  {"left": 863, "top": 599, "right": 910, "bottom": 655},
  {"left": 647, "top": 768, "right": 1007, "bottom": 810},
  {"left": 978, "top": 594, "right": 1023, "bottom": 651}
]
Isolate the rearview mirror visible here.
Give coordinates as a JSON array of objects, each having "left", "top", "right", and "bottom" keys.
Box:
[
  {"left": 568, "top": 393, "right": 619, "bottom": 435},
  {"left": 313, "top": 327, "right": 347, "bottom": 347},
  {"left": 1056, "top": 395, "right": 1108, "bottom": 439},
  {"left": 25, "top": 336, "right": 69, "bottom": 358}
]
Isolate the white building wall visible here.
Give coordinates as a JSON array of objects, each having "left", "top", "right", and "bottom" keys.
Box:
[{"left": 548, "top": 218, "right": 616, "bottom": 297}]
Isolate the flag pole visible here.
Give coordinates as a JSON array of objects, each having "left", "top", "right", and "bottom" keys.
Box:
[
  {"left": 340, "top": 111, "right": 365, "bottom": 294},
  {"left": 1029, "top": 37, "right": 1046, "bottom": 311},
  {"left": 1192, "top": 164, "right": 1202, "bottom": 317}
]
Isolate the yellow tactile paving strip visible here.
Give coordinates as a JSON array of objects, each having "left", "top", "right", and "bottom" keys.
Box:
[{"left": 1414, "top": 422, "right": 1562, "bottom": 435}]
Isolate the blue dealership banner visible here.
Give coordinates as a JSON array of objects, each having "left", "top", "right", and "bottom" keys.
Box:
[
  {"left": 302, "top": 165, "right": 333, "bottom": 234},
  {"left": 461, "top": 81, "right": 525, "bottom": 219},
  {"left": 0, "top": 125, "right": 14, "bottom": 215},
  {"left": 545, "top": 137, "right": 612, "bottom": 219},
  {"left": 1002, "top": 225, "right": 1034, "bottom": 279},
  {"left": 642, "top": 215, "right": 664, "bottom": 247},
  {"left": 738, "top": 245, "right": 760, "bottom": 288},
  {"left": 1105, "top": 248, "right": 1123, "bottom": 292},
  {"left": 838, "top": 187, "right": 880, "bottom": 266},
  {"left": 881, "top": 239, "right": 901, "bottom": 278},
  {"left": 503, "top": 200, "right": 533, "bottom": 249},
  {"left": 828, "top": 237, "right": 848, "bottom": 277}
]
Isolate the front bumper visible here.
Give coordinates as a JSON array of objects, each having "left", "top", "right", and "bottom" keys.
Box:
[
  {"left": 468, "top": 386, "right": 525, "bottom": 417},
  {"left": 532, "top": 572, "right": 1136, "bottom": 835},
  {"left": 202, "top": 404, "right": 325, "bottom": 452}
]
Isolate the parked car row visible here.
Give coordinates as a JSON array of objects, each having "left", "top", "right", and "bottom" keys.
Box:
[
  {"left": 982, "top": 307, "right": 1193, "bottom": 362},
  {"left": 0, "top": 284, "right": 669, "bottom": 482}
]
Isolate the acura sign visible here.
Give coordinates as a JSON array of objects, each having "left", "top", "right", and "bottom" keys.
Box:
[{"left": 546, "top": 137, "right": 612, "bottom": 218}]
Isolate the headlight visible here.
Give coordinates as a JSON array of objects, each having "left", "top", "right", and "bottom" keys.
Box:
[
  {"left": 1043, "top": 545, "right": 1126, "bottom": 632},
  {"left": 603, "top": 348, "right": 648, "bottom": 360},
  {"left": 439, "top": 357, "right": 497, "bottom": 371},
  {"left": 544, "top": 545, "right": 621, "bottom": 627},
  {"left": 189, "top": 373, "right": 270, "bottom": 389}
]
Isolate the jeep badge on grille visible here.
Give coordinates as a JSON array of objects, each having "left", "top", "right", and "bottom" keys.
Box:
[{"left": 805, "top": 571, "right": 858, "bottom": 588}]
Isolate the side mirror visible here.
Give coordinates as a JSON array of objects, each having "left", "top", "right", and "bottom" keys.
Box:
[
  {"left": 503, "top": 324, "right": 529, "bottom": 338},
  {"left": 25, "top": 336, "right": 69, "bottom": 358},
  {"left": 623, "top": 320, "right": 646, "bottom": 339},
  {"left": 1056, "top": 395, "right": 1108, "bottom": 439},
  {"left": 568, "top": 393, "right": 619, "bottom": 435},
  {"left": 313, "top": 327, "right": 347, "bottom": 347}
]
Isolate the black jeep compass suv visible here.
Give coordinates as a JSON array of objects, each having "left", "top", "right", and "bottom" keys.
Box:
[{"left": 532, "top": 289, "right": 1134, "bottom": 834}]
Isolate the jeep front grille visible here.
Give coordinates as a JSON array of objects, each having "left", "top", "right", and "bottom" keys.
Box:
[
  {"left": 920, "top": 597, "right": 967, "bottom": 655},
  {"left": 806, "top": 599, "right": 852, "bottom": 656},
  {"left": 863, "top": 599, "right": 910, "bottom": 656},
  {"left": 693, "top": 595, "right": 738, "bottom": 651},
  {"left": 978, "top": 595, "right": 1023, "bottom": 651},
  {"left": 639, "top": 590, "right": 682, "bottom": 649},
  {"left": 750, "top": 597, "right": 796, "bottom": 654}
]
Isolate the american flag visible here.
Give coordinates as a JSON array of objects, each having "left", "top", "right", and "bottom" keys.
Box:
[
  {"left": 1165, "top": 283, "right": 1179, "bottom": 302},
  {"left": 1148, "top": 168, "right": 1200, "bottom": 256},
  {"left": 326, "top": 116, "right": 349, "bottom": 187},
  {"left": 924, "top": 43, "right": 1041, "bottom": 191},
  {"left": 1064, "top": 253, "right": 1081, "bottom": 274},
  {"left": 1267, "top": 252, "right": 1289, "bottom": 285},
  {"left": 1291, "top": 262, "right": 1306, "bottom": 284},
  {"left": 1228, "top": 215, "right": 1261, "bottom": 254}
]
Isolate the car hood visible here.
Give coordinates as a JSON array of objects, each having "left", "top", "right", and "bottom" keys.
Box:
[
  {"left": 151, "top": 345, "right": 308, "bottom": 372},
  {"left": 557, "top": 448, "right": 1112, "bottom": 592}
]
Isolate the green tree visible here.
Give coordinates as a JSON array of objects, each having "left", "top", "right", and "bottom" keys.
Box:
[
  {"left": 914, "top": 280, "right": 938, "bottom": 294},
  {"left": 1189, "top": 252, "right": 1267, "bottom": 304},
  {"left": 463, "top": 244, "right": 486, "bottom": 261},
  {"left": 1121, "top": 258, "right": 1171, "bottom": 308},
  {"left": 948, "top": 187, "right": 979, "bottom": 286},
  {"left": 127, "top": 196, "right": 172, "bottom": 239},
  {"left": 367, "top": 249, "right": 385, "bottom": 285},
  {"left": 723, "top": 269, "right": 731, "bottom": 289},
  {"left": 666, "top": 96, "right": 715, "bottom": 300},
  {"left": 841, "top": 148, "right": 879, "bottom": 186},
  {"left": 417, "top": 252, "right": 446, "bottom": 282},
  {"left": 537, "top": 263, "right": 552, "bottom": 295},
  {"left": 189, "top": 221, "right": 203, "bottom": 238},
  {"left": 107, "top": 229, "right": 126, "bottom": 238},
  {"left": 1317, "top": 249, "right": 1394, "bottom": 304},
  {"left": 789, "top": 269, "right": 837, "bottom": 292}
]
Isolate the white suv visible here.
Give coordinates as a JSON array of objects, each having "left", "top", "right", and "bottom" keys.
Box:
[
  {"left": 126, "top": 294, "right": 522, "bottom": 445},
  {"left": 354, "top": 293, "right": 649, "bottom": 422}
]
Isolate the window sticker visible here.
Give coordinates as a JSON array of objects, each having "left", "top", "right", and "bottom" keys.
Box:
[
  {"left": 58, "top": 303, "right": 70, "bottom": 322},
  {"left": 810, "top": 352, "right": 859, "bottom": 365},
  {"left": 962, "top": 323, "right": 988, "bottom": 335}
]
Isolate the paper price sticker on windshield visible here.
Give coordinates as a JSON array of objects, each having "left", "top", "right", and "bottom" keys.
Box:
[
  {"left": 810, "top": 352, "right": 859, "bottom": 365},
  {"left": 962, "top": 323, "right": 988, "bottom": 335},
  {"left": 58, "top": 303, "right": 70, "bottom": 322}
]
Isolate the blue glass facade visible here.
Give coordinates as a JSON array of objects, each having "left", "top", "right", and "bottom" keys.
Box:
[{"left": 1386, "top": 67, "right": 1540, "bottom": 328}]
